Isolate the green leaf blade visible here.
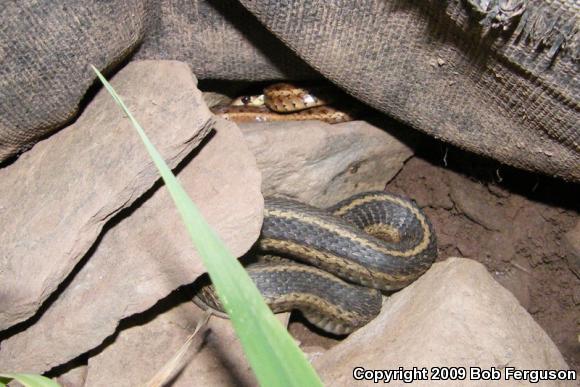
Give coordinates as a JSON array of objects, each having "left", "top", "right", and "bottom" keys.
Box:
[
  {"left": 0, "top": 374, "right": 60, "bottom": 387},
  {"left": 91, "top": 66, "right": 323, "bottom": 387}
]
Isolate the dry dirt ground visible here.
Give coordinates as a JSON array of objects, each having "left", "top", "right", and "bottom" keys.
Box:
[{"left": 289, "top": 133, "right": 580, "bottom": 373}]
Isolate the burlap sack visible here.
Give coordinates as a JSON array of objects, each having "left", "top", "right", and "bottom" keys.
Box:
[
  {"left": 237, "top": 0, "right": 579, "bottom": 181},
  {"left": 1, "top": 0, "right": 578, "bottom": 180},
  {"left": 0, "top": 0, "right": 149, "bottom": 161}
]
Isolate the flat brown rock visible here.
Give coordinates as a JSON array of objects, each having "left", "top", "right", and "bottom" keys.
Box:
[
  {"left": 55, "top": 365, "right": 87, "bottom": 387},
  {"left": 564, "top": 220, "right": 580, "bottom": 279},
  {"left": 0, "top": 99, "right": 262, "bottom": 370},
  {"left": 314, "top": 258, "right": 570, "bottom": 386},
  {"left": 449, "top": 174, "right": 509, "bottom": 232},
  {"left": 0, "top": 60, "right": 214, "bottom": 331},
  {"left": 240, "top": 120, "right": 413, "bottom": 207},
  {"left": 83, "top": 302, "right": 292, "bottom": 386},
  {"left": 84, "top": 302, "right": 257, "bottom": 387}
]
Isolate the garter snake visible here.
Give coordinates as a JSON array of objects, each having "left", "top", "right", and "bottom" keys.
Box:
[
  {"left": 194, "top": 191, "right": 438, "bottom": 334},
  {"left": 210, "top": 83, "right": 356, "bottom": 124}
]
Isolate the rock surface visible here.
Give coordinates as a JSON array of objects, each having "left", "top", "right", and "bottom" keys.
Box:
[
  {"left": 240, "top": 120, "right": 413, "bottom": 207},
  {"left": 314, "top": 258, "right": 570, "bottom": 386},
  {"left": 0, "top": 60, "right": 214, "bottom": 331},
  {"left": 0, "top": 102, "right": 262, "bottom": 370},
  {"left": 55, "top": 365, "right": 87, "bottom": 387},
  {"left": 449, "top": 176, "right": 509, "bottom": 232},
  {"left": 77, "top": 257, "right": 571, "bottom": 386},
  {"left": 564, "top": 220, "right": 580, "bottom": 279},
  {"left": 83, "top": 300, "right": 274, "bottom": 386}
]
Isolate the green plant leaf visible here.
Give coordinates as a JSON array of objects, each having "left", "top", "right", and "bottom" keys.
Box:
[
  {"left": 0, "top": 374, "right": 60, "bottom": 387},
  {"left": 91, "top": 66, "right": 322, "bottom": 387}
]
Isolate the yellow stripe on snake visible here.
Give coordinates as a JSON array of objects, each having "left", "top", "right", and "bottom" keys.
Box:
[
  {"left": 210, "top": 83, "right": 357, "bottom": 124},
  {"left": 194, "top": 191, "right": 438, "bottom": 335}
]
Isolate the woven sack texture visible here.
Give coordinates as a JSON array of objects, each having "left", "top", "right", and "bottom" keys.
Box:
[{"left": 1, "top": 0, "right": 578, "bottom": 180}]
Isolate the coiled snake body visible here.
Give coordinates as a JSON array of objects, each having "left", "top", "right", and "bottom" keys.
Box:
[{"left": 195, "top": 191, "right": 438, "bottom": 334}]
